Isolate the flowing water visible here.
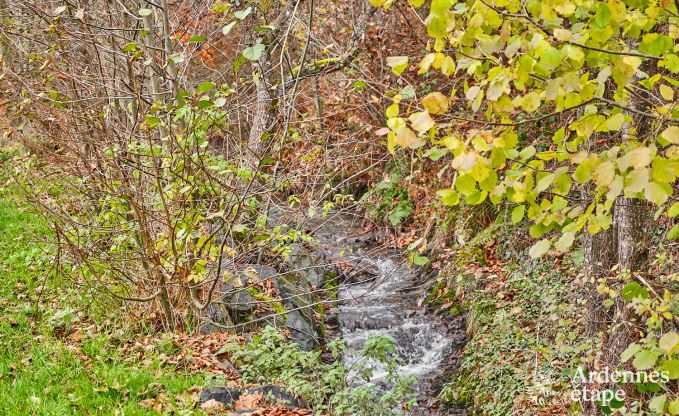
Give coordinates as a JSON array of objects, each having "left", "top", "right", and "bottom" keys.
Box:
[{"left": 312, "top": 212, "right": 467, "bottom": 415}]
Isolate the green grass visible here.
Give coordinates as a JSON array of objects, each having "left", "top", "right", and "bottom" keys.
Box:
[{"left": 0, "top": 193, "right": 204, "bottom": 415}]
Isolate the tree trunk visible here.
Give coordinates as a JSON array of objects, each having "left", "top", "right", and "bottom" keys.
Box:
[
  {"left": 583, "top": 224, "right": 616, "bottom": 339},
  {"left": 605, "top": 198, "right": 649, "bottom": 366}
]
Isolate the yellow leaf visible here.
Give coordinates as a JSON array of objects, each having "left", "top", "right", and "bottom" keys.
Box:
[
  {"left": 604, "top": 113, "right": 626, "bottom": 131},
  {"left": 385, "top": 103, "right": 399, "bottom": 118},
  {"left": 409, "top": 111, "right": 435, "bottom": 134},
  {"left": 393, "top": 125, "right": 417, "bottom": 148},
  {"left": 367, "top": 0, "right": 386, "bottom": 6},
  {"left": 659, "top": 332, "right": 679, "bottom": 355},
  {"left": 661, "top": 126, "right": 679, "bottom": 144},
  {"left": 619, "top": 146, "right": 652, "bottom": 171},
  {"left": 660, "top": 84, "right": 675, "bottom": 101},
  {"left": 624, "top": 168, "right": 649, "bottom": 195},
  {"left": 553, "top": 28, "right": 573, "bottom": 42},
  {"left": 418, "top": 53, "right": 435, "bottom": 74},
  {"left": 441, "top": 56, "right": 456, "bottom": 76},
  {"left": 593, "top": 161, "right": 616, "bottom": 187},
  {"left": 386, "top": 56, "right": 409, "bottom": 75},
  {"left": 645, "top": 181, "right": 671, "bottom": 205},
  {"left": 422, "top": 92, "right": 449, "bottom": 115}
]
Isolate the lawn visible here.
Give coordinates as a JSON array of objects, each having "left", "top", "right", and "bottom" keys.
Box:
[{"left": 0, "top": 192, "right": 205, "bottom": 415}]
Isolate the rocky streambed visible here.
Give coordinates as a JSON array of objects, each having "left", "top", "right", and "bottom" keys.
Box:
[
  {"left": 313, "top": 212, "right": 467, "bottom": 415},
  {"left": 201, "top": 209, "right": 467, "bottom": 414}
]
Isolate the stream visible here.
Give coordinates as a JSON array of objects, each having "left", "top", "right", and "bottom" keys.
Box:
[{"left": 312, "top": 212, "right": 468, "bottom": 415}]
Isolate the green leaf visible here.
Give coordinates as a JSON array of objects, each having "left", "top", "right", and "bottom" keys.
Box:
[
  {"left": 188, "top": 35, "right": 206, "bottom": 43},
  {"left": 528, "top": 239, "right": 550, "bottom": 259},
  {"left": 233, "top": 54, "right": 248, "bottom": 72},
  {"left": 437, "top": 189, "right": 460, "bottom": 206},
  {"left": 196, "top": 81, "right": 215, "bottom": 94},
  {"left": 242, "top": 43, "right": 265, "bottom": 61},
  {"left": 387, "top": 56, "right": 409, "bottom": 75},
  {"left": 540, "top": 47, "right": 562, "bottom": 71},
  {"left": 145, "top": 115, "right": 160, "bottom": 128},
  {"left": 593, "top": 4, "right": 611, "bottom": 28},
  {"left": 554, "top": 232, "right": 575, "bottom": 252},
  {"left": 168, "top": 54, "right": 184, "bottom": 64},
  {"left": 455, "top": 174, "right": 476, "bottom": 196},
  {"left": 668, "top": 202, "right": 679, "bottom": 218},
  {"left": 622, "top": 282, "right": 649, "bottom": 301},
  {"left": 139, "top": 8, "right": 152, "bottom": 17},
  {"left": 413, "top": 254, "right": 429, "bottom": 266},
  {"left": 632, "top": 349, "right": 659, "bottom": 370},
  {"left": 122, "top": 42, "right": 139, "bottom": 52},
  {"left": 662, "top": 54, "right": 679, "bottom": 74},
  {"left": 511, "top": 205, "right": 525, "bottom": 224},
  {"left": 234, "top": 7, "right": 252, "bottom": 20},
  {"left": 669, "top": 398, "right": 679, "bottom": 415},
  {"left": 425, "top": 147, "right": 448, "bottom": 161},
  {"left": 649, "top": 395, "right": 667, "bottom": 413},
  {"left": 668, "top": 224, "right": 679, "bottom": 240},
  {"left": 621, "top": 343, "right": 641, "bottom": 362},
  {"left": 661, "top": 126, "right": 679, "bottom": 144},
  {"left": 222, "top": 21, "right": 237, "bottom": 35},
  {"left": 662, "top": 359, "right": 679, "bottom": 380},
  {"left": 659, "top": 332, "right": 679, "bottom": 356},
  {"left": 255, "top": 25, "right": 275, "bottom": 32}
]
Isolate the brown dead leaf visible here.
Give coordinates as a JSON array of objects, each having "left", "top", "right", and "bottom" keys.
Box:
[
  {"left": 235, "top": 392, "right": 263, "bottom": 410},
  {"left": 200, "top": 399, "right": 225, "bottom": 411}
]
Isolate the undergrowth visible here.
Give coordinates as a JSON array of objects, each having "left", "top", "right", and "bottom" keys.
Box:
[
  {"left": 222, "top": 326, "right": 417, "bottom": 416},
  {"left": 0, "top": 185, "right": 204, "bottom": 415}
]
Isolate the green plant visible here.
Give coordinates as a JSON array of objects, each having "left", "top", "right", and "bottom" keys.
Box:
[
  {"left": 362, "top": 165, "right": 413, "bottom": 227},
  {"left": 0, "top": 191, "right": 203, "bottom": 415},
  {"left": 221, "top": 326, "right": 416, "bottom": 415}
]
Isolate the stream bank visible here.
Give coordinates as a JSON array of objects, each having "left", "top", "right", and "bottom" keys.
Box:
[{"left": 312, "top": 211, "right": 468, "bottom": 415}]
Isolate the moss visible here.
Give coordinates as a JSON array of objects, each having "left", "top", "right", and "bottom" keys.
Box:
[
  {"left": 314, "top": 300, "right": 326, "bottom": 339},
  {"left": 248, "top": 287, "right": 287, "bottom": 317},
  {"left": 322, "top": 269, "right": 339, "bottom": 301}
]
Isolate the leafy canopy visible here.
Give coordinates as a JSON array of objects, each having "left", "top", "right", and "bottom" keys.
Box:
[{"left": 375, "top": 0, "right": 679, "bottom": 256}]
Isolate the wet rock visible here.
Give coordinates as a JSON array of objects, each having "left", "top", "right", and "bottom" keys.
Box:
[
  {"left": 199, "top": 384, "right": 303, "bottom": 409},
  {"left": 219, "top": 358, "right": 240, "bottom": 376},
  {"left": 273, "top": 276, "right": 321, "bottom": 351},
  {"left": 285, "top": 309, "right": 318, "bottom": 351},
  {"left": 248, "top": 384, "right": 303, "bottom": 407},
  {"left": 202, "top": 263, "right": 322, "bottom": 351},
  {"left": 286, "top": 243, "right": 327, "bottom": 288},
  {"left": 200, "top": 265, "right": 276, "bottom": 332},
  {"left": 200, "top": 386, "right": 241, "bottom": 406}
]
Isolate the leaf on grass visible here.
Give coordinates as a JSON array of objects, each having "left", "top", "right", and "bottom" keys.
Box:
[{"left": 529, "top": 239, "right": 550, "bottom": 259}]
